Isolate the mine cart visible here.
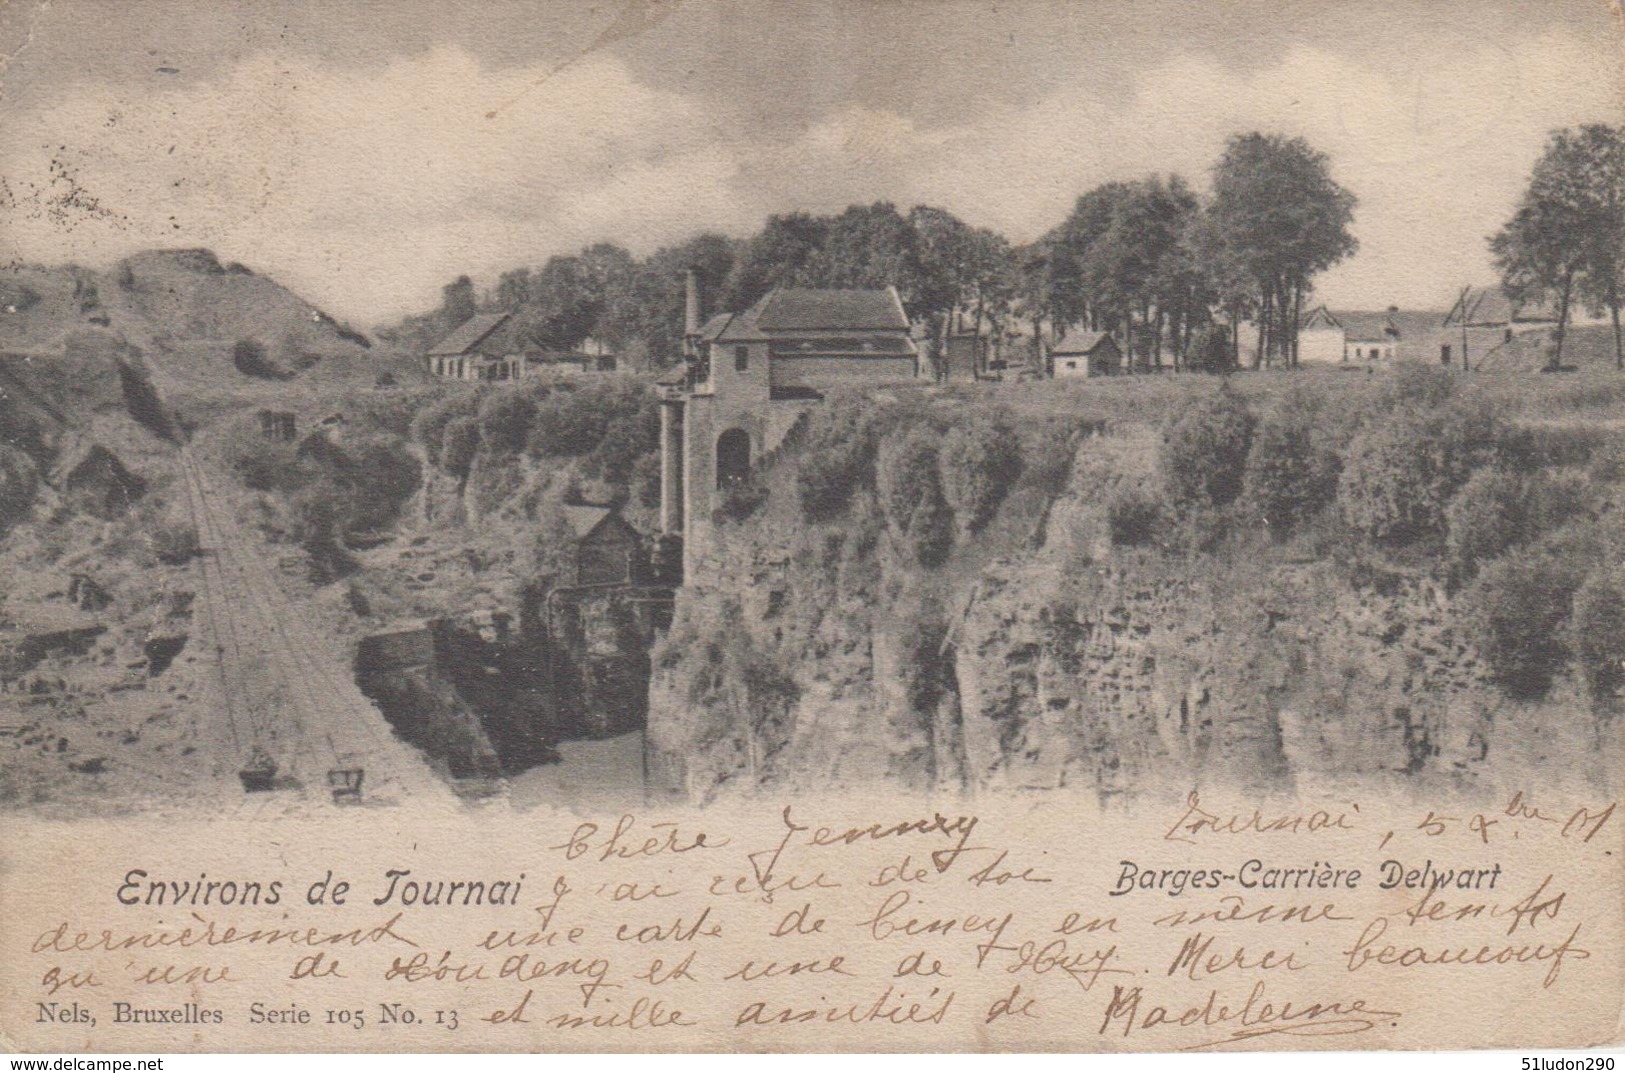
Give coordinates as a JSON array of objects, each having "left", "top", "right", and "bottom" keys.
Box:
[{"left": 239, "top": 748, "right": 277, "bottom": 792}]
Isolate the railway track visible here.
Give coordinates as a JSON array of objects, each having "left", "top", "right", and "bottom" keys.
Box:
[
  {"left": 175, "top": 446, "right": 453, "bottom": 807},
  {"left": 122, "top": 328, "right": 454, "bottom": 809}
]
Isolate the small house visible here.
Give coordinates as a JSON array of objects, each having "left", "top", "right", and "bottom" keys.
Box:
[
  {"left": 426, "top": 312, "right": 530, "bottom": 382},
  {"left": 562, "top": 506, "right": 643, "bottom": 587},
  {"left": 1340, "top": 311, "right": 1399, "bottom": 362},
  {"left": 1050, "top": 331, "right": 1123, "bottom": 378}
]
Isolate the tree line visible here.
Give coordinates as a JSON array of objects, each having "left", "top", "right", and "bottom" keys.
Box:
[
  {"left": 386, "top": 124, "right": 1624, "bottom": 374},
  {"left": 1493, "top": 123, "right": 1625, "bottom": 370}
]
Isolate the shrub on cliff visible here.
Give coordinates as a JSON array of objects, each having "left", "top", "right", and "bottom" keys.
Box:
[
  {"left": 877, "top": 431, "right": 943, "bottom": 531},
  {"left": 477, "top": 388, "right": 539, "bottom": 455},
  {"left": 905, "top": 481, "right": 955, "bottom": 567},
  {"left": 588, "top": 405, "right": 659, "bottom": 486},
  {"left": 797, "top": 440, "right": 870, "bottom": 521},
  {"left": 1445, "top": 468, "right": 1526, "bottom": 579},
  {"left": 939, "top": 415, "right": 1023, "bottom": 533},
  {"left": 1339, "top": 417, "right": 1445, "bottom": 544},
  {"left": 1572, "top": 569, "right": 1625, "bottom": 704},
  {"left": 526, "top": 380, "right": 650, "bottom": 459},
  {"left": 340, "top": 435, "right": 422, "bottom": 531},
  {"left": 0, "top": 446, "right": 39, "bottom": 531},
  {"left": 1468, "top": 545, "right": 1587, "bottom": 699},
  {"left": 440, "top": 415, "right": 482, "bottom": 480},
  {"left": 1242, "top": 404, "right": 1340, "bottom": 538},
  {"left": 232, "top": 338, "right": 289, "bottom": 380},
  {"left": 1158, "top": 390, "right": 1255, "bottom": 511},
  {"left": 794, "top": 407, "right": 883, "bottom": 522},
  {"left": 1107, "top": 485, "right": 1163, "bottom": 547},
  {"left": 410, "top": 390, "right": 481, "bottom": 467},
  {"left": 287, "top": 478, "right": 355, "bottom": 581}
]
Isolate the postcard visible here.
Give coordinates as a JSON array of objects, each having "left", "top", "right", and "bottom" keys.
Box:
[{"left": 1, "top": 0, "right": 1621, "bottom": 1054}]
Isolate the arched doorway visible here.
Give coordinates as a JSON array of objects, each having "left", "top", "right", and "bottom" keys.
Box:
[{"left": 716, "top": 428, "right": 750, "bottom": 488}]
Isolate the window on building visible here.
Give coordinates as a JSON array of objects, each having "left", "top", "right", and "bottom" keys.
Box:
[
  {"left": 735, "top": 346, "right": 749, "bottom": 372},
  {"left": 1065, "top": 360, "right": 1077, "bottom": 370},
  {"left": 1505, "top": 328, "right": 1514, "bottom": 343},
  {"left": 1440, "top": 345, "right": 1452, "bottom": 365}
]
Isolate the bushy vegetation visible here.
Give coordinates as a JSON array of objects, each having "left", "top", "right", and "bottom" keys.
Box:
[
  {"left": 796, "top": 410, "right": 879, "bottom": 522},
  {"left": 224, "top": 421, "right": 421, "bottom": 578},
  {"left": 1241, "top": 394, "right": 1339, "bottom": 537},
  {"left": 1158, "top": 390, "right": 1256, "bottom": 511},
  {"left": 1444, "top": 468, "right": 1527, "bottom": 579},
  {"left": 409, "top": 391, "right": 481, "bottom": 468},
  {"left": 1337, "top": 394, "right": 1505, "bottom": 546},
  {"left": 477, "top": 388, "right": 538, "bottom": 455},
  {"left": 939, "top": 415, "right": 1022, "bottom": 533},
  {"left": 232, "top": 338, "right": 289, "bottom": 380},
  {"left": 440, "top": 415, "right": 481, "bottom": 480},
  {"left": 1468, "top": 544, "right": 1588, "bottom": 699},
  {"left": 1572, "top": 570, "right": 1625, "bottom": 704},
  {"left": 1107, "top": 485, "right": 1163, "bottom": 547}
]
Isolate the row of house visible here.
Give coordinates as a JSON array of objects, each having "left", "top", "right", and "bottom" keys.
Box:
[
  {"left": 425, "top": 285, "right": 1559, "bottom": 385},
  {"left": 1043, "top": 287, "right": 1559, "bottom": 377}
]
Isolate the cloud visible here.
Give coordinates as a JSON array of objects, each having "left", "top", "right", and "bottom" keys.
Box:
[{"left": 1, "top": 27, "right": 1617, "bottom": 324}]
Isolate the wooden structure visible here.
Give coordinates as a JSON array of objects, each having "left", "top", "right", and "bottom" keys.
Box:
[
  {"left": 562, "top": 506, "right": 644, "bottom": 587},
  {"left": 1050, "top": 331, "right": 1124, "bottom": 378}
]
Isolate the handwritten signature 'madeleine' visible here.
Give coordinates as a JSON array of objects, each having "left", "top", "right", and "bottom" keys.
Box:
[{"left": 1098, "top": 979, "right": 1402, "bottom": 1049}]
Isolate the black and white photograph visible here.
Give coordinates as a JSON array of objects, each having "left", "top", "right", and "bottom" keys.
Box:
[{"left": 0, "top": 0, "right": 1621, "bottom": 1056}]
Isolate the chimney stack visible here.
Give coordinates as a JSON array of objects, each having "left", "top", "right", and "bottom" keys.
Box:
[{"left": 684, "top": 267, "right": 702, "bottom": 343}]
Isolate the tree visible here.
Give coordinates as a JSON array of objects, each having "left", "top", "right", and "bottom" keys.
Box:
[
  {"left": 441, "top": 274, "right": 476, "bottom": 327},
  {"left": 808, "top": 202, "right": 928, "bottom": 312},
  {"left": 724, "top": 212, "right": 830, "bottom": 310},
  {"left": 1210, "top": 133, "right": 1357, "bottom": 367},
  {"left": 1501, "top": 125, "right": 1625, "bottom": 370},
  {"left": 601, "top": 234, "right": 736, "bottom": 367}
]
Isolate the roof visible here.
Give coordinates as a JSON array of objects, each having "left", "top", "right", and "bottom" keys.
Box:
[
  {"left": 753, "top": 287, "right": 910, "bottom": 332},
  {"left": 696, "top": 313, "right": 734, "bottom": 342},
  {"left": 427, "top": 313, "right": 511, "bottom": 357},
  {"left": 1332, "top": 311, "right": 1399, "bottom": 341},
  {"left": 560, "top": 505, "right": 638, "bottom": 542},
  {"left": 1050, "top": 330, "right": 1119, "bottom": 355},
  {"left": 1444, "top": 287, "right": 1559, "bottom": 328},
  {"left": 1299, "top": 306, "right": 1343, "bottom": 332}
]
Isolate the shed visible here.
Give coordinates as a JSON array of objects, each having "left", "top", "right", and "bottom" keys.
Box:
[
  {"left": 1050, "top": 331, "right": 1123, "bottom": 378},
  {"left": 562, "top": 506, "right": 643, "bottom": 586}
]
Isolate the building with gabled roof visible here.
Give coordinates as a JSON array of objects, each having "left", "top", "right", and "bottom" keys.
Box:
[
  {"left": 1439, "top": 286, "right": 1559, "bottom": 369},
  {"left": 560, "top": 505, "right": 644, "bottom": 586},
  {"left": 657, "top": 274, "right": 920, "bottom": 577},
  {"left": 1294, "top": 305, "right": 1401, "bottom": 364},
  {"left": 425, "top": 312, "right": 531, "bottom": 382},
  {"left": 1050, "top": 330, "right": 1123, "bottom": 377}
]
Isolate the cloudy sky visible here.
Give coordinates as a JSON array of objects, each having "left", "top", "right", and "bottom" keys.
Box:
[{"left": 1, "top": 0, "right": 1619, "bottom": 326}]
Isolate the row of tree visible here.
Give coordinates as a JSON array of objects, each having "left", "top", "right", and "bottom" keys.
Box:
[{"left": 390, "top": 124, "right": 1623, "bottom": 374}]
